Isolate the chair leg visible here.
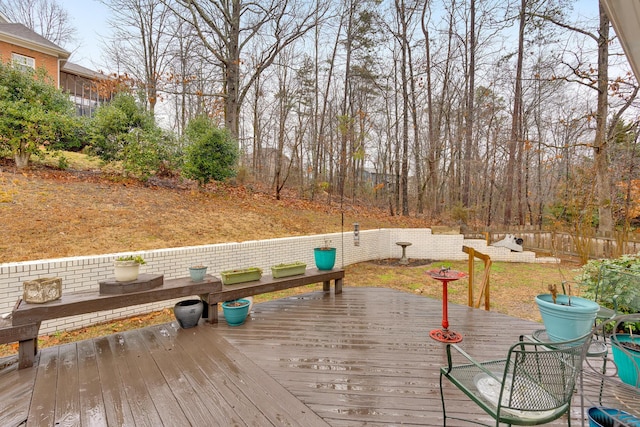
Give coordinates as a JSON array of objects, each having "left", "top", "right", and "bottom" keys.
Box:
[{"left": 439, "top": 372, "right": 448, "bottom": 426}]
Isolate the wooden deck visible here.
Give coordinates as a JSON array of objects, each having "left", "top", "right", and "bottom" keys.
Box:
[{"left": 0, "top": 287, "right": 620, "bottom": 426}]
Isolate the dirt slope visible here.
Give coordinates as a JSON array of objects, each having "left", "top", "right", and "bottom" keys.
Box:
[{"left": 0, "top": 164, "right": 429, "bottom": 263}]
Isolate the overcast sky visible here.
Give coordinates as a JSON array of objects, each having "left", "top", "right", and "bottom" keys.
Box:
[
  {"left": 64, "top": 0, "right": 110, "bottom": 70},
  {"left": 63, "top": 0, "right": 601, "bottom": 72}
]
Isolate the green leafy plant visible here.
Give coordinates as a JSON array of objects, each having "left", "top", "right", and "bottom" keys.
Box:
[
  {"left": 574, "top": 253, "right": 640, "bottom": 332},
  {"left": 182, "top": 115, "right": 238, "bottom": 185},
  {"left": 0, "top": 62, "right": 77, "bottom": 169},
  {"left": 273, "top": 262, "right": 306, "bottom": 267},
  {"left": 115, "top": 255, "right": 146, "bottom": 265}
]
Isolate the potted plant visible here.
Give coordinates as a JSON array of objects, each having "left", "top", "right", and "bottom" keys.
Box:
[
  {"left": 271, "top": 262, "right": 307, "bottom": 278},
  {"left": 222, "top": 299, "right": 251, "bottom": 326},
  {"left": 611, "top": 323, "right": 640, "bottom": 387},
  {"left": 587, "top": 407, "right": 640, "bottom": 426},
  {"left": 313, "top": 239, "right": 336, "bottom": 270},
  {"left": 220, "top": 267, "right": 262, "bottom": 285},
  {"left": 114, "top": 255, "right": 146, "bottom": 282},
  {"left": 188, "top": 265, "right": 208, "bottom": 282},
  {"left": 535, "top": 283, "right": 599, "bottom": 342}
]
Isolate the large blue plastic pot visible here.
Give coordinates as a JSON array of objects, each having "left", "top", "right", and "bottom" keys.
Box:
[
  {"left": 535, "top": 294, "right": 599, "bottom": 341},
  {"left": 314, "top": 247, "right": 336, "bottom": 270},
  {"left": 611, "top": 334, "right": 640, "bottom": 387}
]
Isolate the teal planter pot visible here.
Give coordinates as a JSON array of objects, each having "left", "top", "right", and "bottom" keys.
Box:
[
  {"left": 611, "top": 334, "right": 640, "bottom": 387},
  {"left": 222, "top": 299, "right": 251, "bottom": 326},
  {"left": 588, "top": 407, "right": 640, "bottom": 427},
  {"left": 535, "top": 294, "right": 599, "bottom": 341},
  {"left": 314, "top": 248, "right": 336, "bottom": 270}
]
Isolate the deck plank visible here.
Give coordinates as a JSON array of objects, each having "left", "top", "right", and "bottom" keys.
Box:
[
  {"left": 93, "top": 335, "right": 136, "bottom": 426},
  {"left": 186, "top": 326, "right": 330, "bottom": 426},
  {"left": 76, "top": 340, "right": 108, "bottom": 427},
  {"left": 3, "top": 287, "right": 626, "bottom": 426},
  {"left": 136, "top": 326, "right": 228, "bottom": 425},
  {"left": 0, "top": 361, "right": 35, "bottom": 427},
  {"left": 122, "top": 329, "right": 191, "bottom": 426},
  {"left": 26, "top": 346, "right": 58, "bottom": 427},
  {"left": 54, "top": 343, "right": 81, "bottom": 426}
]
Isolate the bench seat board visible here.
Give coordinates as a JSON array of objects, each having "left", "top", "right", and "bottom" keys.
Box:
[
  {"left": 0, "top": 319, "right": 40, "bottom": 345},
  {"left": 12, "top": 275, "right": 222, "bottom": 326},
  {"left": 209, "top": 268, "right": 344, "bottom": 323},
  {"left": 210, "top": 269, "right": 344, "bottom": 303}
]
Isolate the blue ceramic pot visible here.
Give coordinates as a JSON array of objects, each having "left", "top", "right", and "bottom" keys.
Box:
[
  {"left": 314, "top": 247, "right": 336, "bottom": 270},
  {"left": 222, "top": 299, "right": 251, "bottom": 326},
  {"left": 189, "top": 266, "right": 208, "bottom": 282},
  {"left": 588, "top": 407, "right": 640, "bottom": 427},
  {"left": 535, "top": 294, "right": 599, "bottom": 341}
]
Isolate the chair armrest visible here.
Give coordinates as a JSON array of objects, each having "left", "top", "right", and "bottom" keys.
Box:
[
  {"left": 444, "top": 344, "right": 502, "bottom": 382},
  {"left": 612, "top": 294, "right": 620, "bottom": 314}
]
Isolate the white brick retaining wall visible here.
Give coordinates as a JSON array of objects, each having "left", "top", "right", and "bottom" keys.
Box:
[{"left": 0, "top": 228, "right": 550, "bottom": 334}]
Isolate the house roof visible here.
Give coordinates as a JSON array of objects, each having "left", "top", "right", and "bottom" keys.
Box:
[
  {"left": 0, "top": 22, "right": 69, "bottom": 59},
  {"left": 601, "top": 0, "right": 640, "bottom": 81},
  {"left": 61, "top": 61, "right": 107, "bottom": 80}
]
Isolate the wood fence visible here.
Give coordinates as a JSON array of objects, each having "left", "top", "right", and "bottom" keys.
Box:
[{"left": 464, "top": 230, "right": 640, "bottom": 260}]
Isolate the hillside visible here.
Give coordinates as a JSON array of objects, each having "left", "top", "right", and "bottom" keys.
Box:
[{"left": 0, "top": 161, "right": 430, "bottom": 263}]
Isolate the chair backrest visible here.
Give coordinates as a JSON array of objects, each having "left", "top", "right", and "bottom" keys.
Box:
[{"left": 497, "top": 334, "right": 591, "bottom": 415}]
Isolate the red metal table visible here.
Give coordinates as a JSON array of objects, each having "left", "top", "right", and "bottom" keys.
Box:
[{"left": 426, "top": 268, "right": 467, "bottom": 343}]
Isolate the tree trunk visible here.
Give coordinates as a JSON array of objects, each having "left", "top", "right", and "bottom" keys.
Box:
[
  {"left": 225, "top": 0, "right": 241, "bottom": 140},
  {"left": 594, "top": 3, "right": 613, "bottom": 234},
  {"left": 462, "top": 0, "right": 475, "bottom": 208},
  {"left": 14, "top": 148, "right": 29, "bottom": 169},
  {"left": 504, "top": 0, "right": 525, "bottom": 225}
]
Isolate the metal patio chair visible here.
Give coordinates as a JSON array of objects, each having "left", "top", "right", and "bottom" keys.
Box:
[{"left": 439, "top": 332, "right": 592, "bottom": 426}]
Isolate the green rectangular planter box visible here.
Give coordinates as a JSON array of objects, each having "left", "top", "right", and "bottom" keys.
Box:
[
  {"left": 271, "top": 262, "right": 307, "bottom": 278},
  {"left": 221, "top": 268, "right": 262, "bottom": 285}
]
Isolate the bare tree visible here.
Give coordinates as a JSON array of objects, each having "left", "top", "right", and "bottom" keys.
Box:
[
  {"left": 0, "top": 0, "right": 76, "bottom": 48},
  {"left": 100, "top": 0, "right": 177, "bottom": 116},
  {"left": 170, "top": 0, "right": 324, "bottom": 142}
]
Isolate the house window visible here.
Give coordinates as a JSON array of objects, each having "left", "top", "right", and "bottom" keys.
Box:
[{"left": 11, "top": 53, "right": 35, "bottom": 71}]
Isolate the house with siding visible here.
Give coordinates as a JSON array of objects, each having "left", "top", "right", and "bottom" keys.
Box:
[{"left": 0, "top": 12, "right": 109, "bottom": 116}]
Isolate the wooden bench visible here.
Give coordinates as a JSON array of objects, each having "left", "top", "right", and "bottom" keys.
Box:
[
  {"left": 0, "top": 315, "right": 40, "bottom": 368},
  {"left": 209, "top": 268, "right": 344, "bottom": 323},
  {"left": 11, "top": 274, "right": 222, "bottom": 369}
]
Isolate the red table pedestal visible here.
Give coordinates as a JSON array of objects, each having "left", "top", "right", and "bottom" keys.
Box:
[{"left": 426, "top": 269, "right": 467, "bottom": 343}]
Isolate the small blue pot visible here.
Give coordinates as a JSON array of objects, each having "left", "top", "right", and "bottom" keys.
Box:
[
  {"left": 222, "top": 299, "right": 251, "bottom": 326},
  {"left": 189, "top": 266, "right": 208, "bottom": 282}
]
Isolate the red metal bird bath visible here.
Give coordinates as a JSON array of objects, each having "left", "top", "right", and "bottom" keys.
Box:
[{"left": 426, "top": 268, "right": 467, "bottom": 343}]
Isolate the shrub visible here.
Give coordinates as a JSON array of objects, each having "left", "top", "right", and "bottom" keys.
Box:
[
  {"left": 0, "top": 62, "right": 77, "bottom": 168},
  {"left": 575, "top": 253, "right": 640, "bottom": 317},
  {"left": 182, "top": 116, "right": 238, "bottom": 185},
  {"left": 89, "top": 93, "right": 155, "bottom": 161},
  {"left": 89, "top": 93, "right": 176, "bottom": 180}
]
